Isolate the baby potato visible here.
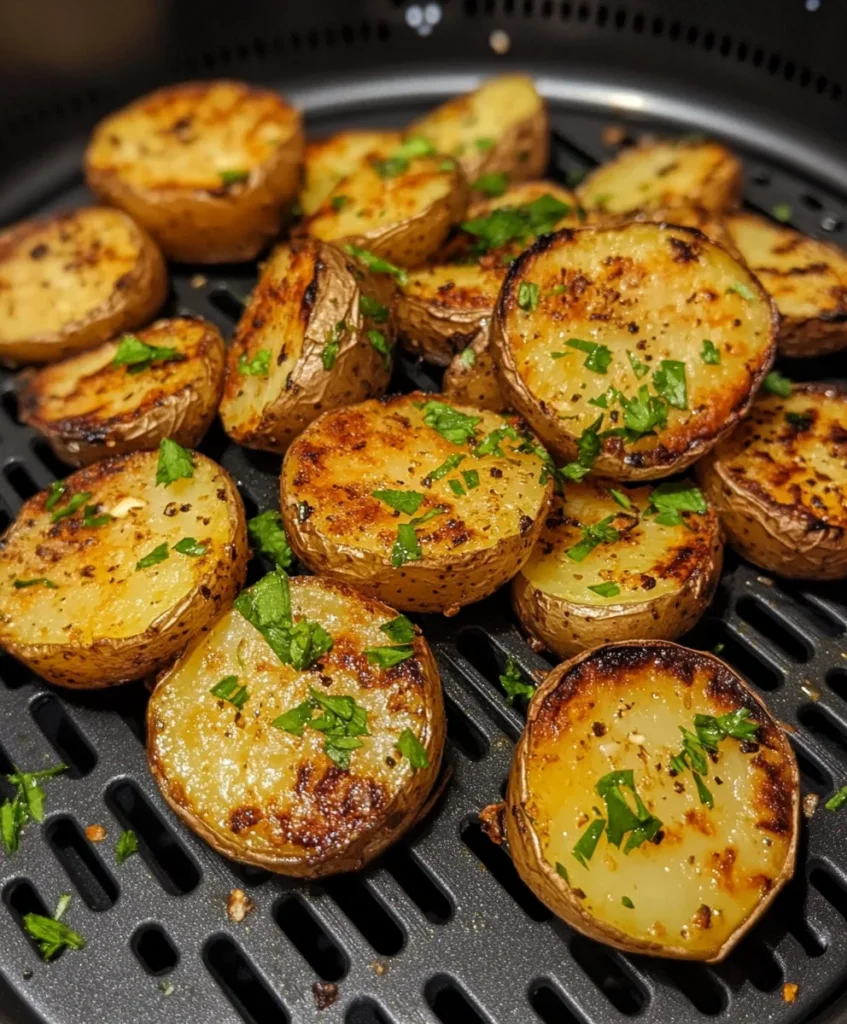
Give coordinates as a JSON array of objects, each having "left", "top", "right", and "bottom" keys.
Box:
[
  {"left": 578, "top": 140, "right": 742, "bottom": 216},
  {"left": 19, "top": 317, "right": 225, "bottom": 467},
  {"left": 599, "top": 205, "right": 742, "bottom": 259},
  {"left": 697, "top": 382, "right": 847, "bottom": 579},
  {"left": 300, "top": 130, "right": 403, "bottom": 216},
  {"left": 491, "top": 223, "right": 777, "bottom": 479},
  {"left": 726, "top": 212, "right": 847, "bottom": 357},
  {"left": 219, "top": 240, "right": 393, "bottom": 454},
  {"left": 443, "top": 334, "right": 506, "bottom": 412},
  {"left": 280, "top": 393, "right": 553, "bottom": 613},
  {"left": 148, "top": 572, "right": 445, "bottom": 877},
  {"left": 0, "top": 207, "right": 166, "bottom": 365},
  {"left": 0, "top": 446, "right": 247, "bottom": 688},
  {"left": 504, "top": 641, "right": 799, "bottom": 961},
  {"left": 301, "top": 153, "right": 469, "bottom": 268},
  {"left": 407, "top": 75, "right": 549, "bottom": 188},
  {"left": 85, "top": 80, "right": 304, "bottom": 263},
  {"left": 512, "top": 479, "right": 723, "bottom": 657}
]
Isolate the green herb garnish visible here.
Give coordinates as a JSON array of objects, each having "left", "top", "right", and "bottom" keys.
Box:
[
  {"left": 391, "top": 522, "right": 421, "bottom": 567},
  {"left": 420, "top": 400, "right": 481, "bottom": 445},
  {"left": 372, "top": 489, "right": 425, "bottom": 515},
  {"left": 359, "top": 295, "right": 389, "bottom": 322},
  {"left": 23, "top": 895, "right": 85, "bottom": 961},
  {"left": 499, "top": 656, "right": 535, "bottom": 704},
  {"left": 219, "top": 169, "right": 249, "bottom": 185},
  {"left": 14, "top": 578, "right": 58, "bottom": 589},
  {"left": 572, "top": 817, "right": 606, "bottom": 867},
  {"left": 247, "top": 510, "right": 294, "bottom": 569},
  {"left": 762, "top": 371, "right": 792, "bottom": 397},
  {"left": 459, "top": 347, "right": 476, "bottom": 368},
  {"left": 365, "top": 645, "right": 414, "bottom": 667},
  {"left": 1, "top": 763, "right": 66, "bottom": 856},
  {"left": 322, "top": 321, "right": 346, "bottom": 371},
  {"left": 462, "top": 469, "right": 480, "bottom": 489},
  {"left": 112, "top": 335, "right": 181, "bottom": 374},
  {"left": 115, "top": 829, "right": 138, "bottom": 865},
  {"left": 50, "top": 491, "right": 91, "bottom": 524},
  {"left": 647, "top": 481, "right": 707, "bottom": 527},
  {"left": 627, "top": 350, "right": 650, "bottom": 380},
  {"left": 343, "top": 245, "right": 408, "bottom": 284},
  {"left": 238, "top": 349, "right": 271, "bottom": 377},
  {"left": 652, "top": 359, "right": 688, "bottom": 410},
  {"left": 136, "top": 544, "right": 169, "bottom": 571},
  {"left": 368, "top": 328, "right": 392, "bottom": 370},
  {"left": 209, "top": 675, "right": 249, "bottom": 710},
  {"left": 173, "top": 537, "right": 206, "bottom": 557},
  {"left": 45, "top": 480, "right": 67, "bottom": 511},
  {"left": 396, "top": 728, "right": 429, "bottom": 770},
  {"left": 701, "top": 339, "right": 720, "bottom": 364},
  {"left": 473, "top": 172, "right": 509, "bottom": 197},
  {"left": 380, "top": 615, "right": 415, "bottom": 644},
  {"left": 156, "top": 438, "right": 194, "bottom": 487},
  {"left": 727, "top": 280, "right": 756, "bottom": 301},
  {"left": 588, "top": 582, "right": 620, "bottom": 598},
  {"left": 423, "top": 453, "right": 465, "bottom": 485},
  {"left": 331, "top": 194, "right": 350, "bottom": 211},
  {"left": 567, "top": 515, "right": 620, "bottom": 563}
]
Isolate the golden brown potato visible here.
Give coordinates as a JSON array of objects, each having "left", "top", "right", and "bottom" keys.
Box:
[
  {"left": 300, "top": 130, "right": 403, "bottom": 216},
  {"left": 697, "top": 382, "right": 847, "bottom": 579},
  {"left": 0, "top": 207, "right": 166, "bottom": 365},
  {"left": 85, "top": 80, "right": 304, "bottom": 263},
  {"left": 19, "top": 318, "right": 225, "bottom": 467},
  {"left": 443, "top": 334, "right": 506, "bottom": 412},
  {"left": 218, "top": 240, "right": 393, "bottom": 454},
  {"left": 301, "top": 153, "right": 468, "bottom": 268},
  {"left": 578, "top": 140, "right": 742, "bottom": 216},
  {"left": 503, "top": 641, "right": 799, "bottom": 961},
  {"left": 0, "top": 446, "right": 248, "bottom": 688},
  {"left": 148, "top": 572, "right": 445, "bottom": 877},
  {"left": 599, "top": 205, "right": 742, "bottom": 259},
  {"left": 725, "top": 212, "right": 847, "bottom": 357},
  {"left": 407, "top": 75, "right": 549, "bottom": 188},
  {"left": 491, "top": 223, "right": 777, "bottom": 479},
  {"left": 512, "top": 480, "right": 723, "bottom": 657},
  {"left": 280, "top": 393, "right": 553, "bottom": 613}
]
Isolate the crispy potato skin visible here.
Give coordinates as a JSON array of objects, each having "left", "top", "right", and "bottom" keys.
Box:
[
  {"left": 512, "top": 482, "right": 723, "bottom": 657},
  {"left": 219, "top": 240, "right": 392, "bottom": 453},
  {"left": 491, "top": 224, "right": 777, "bottom": 478},
  {"left": 697, "top": 383, "right": 847, "bottom": 579},
  {"left": 0, "top": 450, "right": 247, "bottom": 687},
  {"left": 407, "top": 75, "right": 549, "bottom": 187},
  {"left": 443, "top": 333, "right": 507, "bottom": 412},
  {"left": 300, "top": 130, "right": 403, "bottom": 216},
  {"left": 0, "top": 208, "right": 166, "bottom": 365},
  {"left": 301, "top": 155, "right": 469, "bottom": 268},
  {"left": 505, "top": 641, "right": 799, "bottom": 961},
  {"left": 280, "top": 393, "right": 553, "bottom": 613},
  {"left": 578, "top": 141, "right": 742, "bottom": 216},
  {"left": 726, "top": 212, "right": 847, "bottom": 357},
  {"left": 147, "top": 575, "right": 445, "bottom": 877},
  {"left": 19, "top": 318, "right": 225, "bottom": 466},
  {"left": 85, "top": 81, "right": 304, "bottom": 263}
]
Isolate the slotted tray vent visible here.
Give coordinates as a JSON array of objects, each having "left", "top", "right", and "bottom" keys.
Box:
[{"left": 1, "top": 94, "right": 847, "bottom": 1024}]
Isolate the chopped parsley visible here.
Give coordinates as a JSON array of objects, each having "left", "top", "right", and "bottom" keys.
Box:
[
  {"left": 652, "top": 359, "right": 688, "bottom": 410},
  {"left": 693, "top": 772, "right": 714, "bottom": 809},
  {"left": 115, "top": 829, "right": 138, "bottom": 864},
  {"left": 423, "top": 453, "right": 465, "bottom": 485},
  {"left": 14, "top": 578, "right": 57, "bottom": 589},
  {"left": 136, "top": 544, "right": 169, "bottom": 571},
  {"left": 50, "top": 490, "right": 91, "bottom": 523},
  {"left": 156, "top": 438, "right": 194, "bottom": 486},
  {"left": 291, "top": 687, "right": 371, "bottom": 769},
  {"left": 474, "top": 137, "right": 495, "bottom": 151},
  {"left": 621, "top": 896, "right": 635, "bottom": 909},
  {"left": 693, "top": 708, "right": 759, "bottom": 747},
  {"left": 555, "top": 861, "right": 569, "bottom": 883},
  {"left": 572, "top": 817, "right": 605, "bottom": 867},
  {"left": 825, "top": 787, "right": 847, "bottom": 812},
  {"left": 272, "top": 701, "right": 313, "bottom": 737},
  {"left": 460, "top": 194, "right": 570, "bottom": 254},
  {"left": 647, "top": 482, "right": 707, "bottom": 527},
  {"left": 701, "top": 339, "right": 720, "bottom": 364},
  {"left": 762, "top": 371, "right": 792, "bottom": 397},
  {"left": 331, "top": 194, "right": 350, "bottom": 211},
  {"left": 372, "top": 155, "right": 409, "bottom": 178},
  {"left": 627, "top": 350, "right": 650, "bottom": 380},
  {"left": 449, "top": 479, "right": 465, "bottom": 496},
  {"left": 392, "top": 522, "right": 421, "bottom": 567},
  {"left": 82, "top": 503, "right": 112, "bottom": 528},
  {"left": 567, "top": 515, "right": 620, "bottom": 563},
  {"left": 562, "top": 415, "right": 605, "bottom": 481},
  {"left": 247, "top": 510, "right": 294, "bottom": 569},
  {"left": 474, "top": 425, "right": 519, "bottom": 458},
  {"left": 112, "top": 335, "right": 181, "bottom": 374},
  {"left": 372, "top": 489, "right": 425, "bottom": 515},
  {"left": 209, "top": 675, "right": 249, "bottom": 710},
  {"left": 609, "top": 488, "right": 632, "bottom": 510},
  {"left": 785, "top": 411, "right": 813, "bottom": 431},
  {"left": 462, "top": 469, "right": 480, "bottom": 489},
  {"left": 359, "top": 295, "right": 389, "bottom": 322},
  {"left": 771, "top": 203, "right": 793, "bottom": 223},
  {"left": 238, "top": 349, "right": 271, "bottom": 377},
  {"left": 619, "top": 386, "right": 667, "bottom": 437},
  {"left": 499, "top": 656, "right": 535, "bottom": 704},
  {"left": 517, "top": 281, "right": 540, "bottom": 311},
  {"left": 322, "top": 321, "right": 346, "bottom": 371},
  {"left": 566, "top": 338, "right": 612, "bottom": 375},
  {"left": 473, "top": 172, "right": 509, "bottom": 196},
  {"left": 1, "top": 762, "right": 66, "bottom": 855},
  {"left": 396, "top": 728, "right": 429, "bottom": 770},
  {"left": 380, "top": 615, "right": 415, "bottom": 644},
  {"left": 459, "top": 347, "right": 476, "bottom": 368},
  {"left": 343, "top": 245, "right": 408, "bottom": 284},
  {"left": 23, "top": 894, "right": 85, "bottom": 961},
  {"left": 45, "top": 480, "right": 67, "bottom": 511},
  {"left": 367, "top": 328, "right": 392, "bottom": 370},
  {"left": 595, "top": 770, "right": 663, "bottom": 853},
  {"left": 420, "top": 400, "right": 481, "bottom": 445},
  {"left": 365, "top": 645, "right": 414, "bottom": 667},
  {"left": 727, "top": 280, "right": 756, "bottom": 301},
  {"left": 588, "top": 581, "right": 620, "bottom": 598},
  {"left": 219, "top": 169, "right": 249, "bottom": 185},
  {"left": 173, "top": 537, "right": 206, "bottom": 557}
]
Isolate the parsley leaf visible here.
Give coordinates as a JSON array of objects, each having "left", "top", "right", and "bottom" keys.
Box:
[
  {"left": 14, "top": 578, "right": 58, "bottom": 589},
  {"left": 473, "top": 172, "right": 509, "bottom": 197},
  {"left": 474, "top": 425, "right": 519, "bottom": 458},
  {"left": 24, "top": 897, "right": 85, "bottom": 960},
  {"left": 727, "top": 280, "right": 756, "bottom": 301},
  {"left": 219, "top": 169, "right": 250, "bottom": 185},
  {"left": 589, "top": 582, "right": 620, "bottom": 598},
  {"left": 566, "top": 338, "right": 612, "bottom": 374},
  {"left": 762, "top": 371, "right": 792, "bottom": 397},
  {"left": 561, "top": 415, "right": 605, "bottom": 480},
  {"left": 693, "top": 772, "right": 714, "bottom": 809},
  {"left": 392, "top": 522, "right": 421, "bottom": 567},
  {"left": 2, "top": 763, "right": 66, "bottom": 855},
  {"left": 238, "top": 349, "right": 271, "bottom": 377},
  {"left": 652, "top": 359, "right": 688, "bottom": 410},
  {"left": 460, "top": 194, "right": 570, "bottom": 254},
  {"left": 595, "top": 770, "right": 662, "bottom": 853},
  {"left": 380, "top": 615, "right": 416, "bottom": 644},
  {"left": 567, "top": 515, "right": 620, "bottom": 563},
  {"left": 115, "top": 829, "right": 138, "bottom": 864},
  {"left": 627, "top": 350, "right": 650, "bottom": 380},
  {"left": 372, "top": 489, "right": 425, "bottom": 515},
  {"left": 272, "top": 700, "right": 314, "bottom": 736},
  {"left": 555, "top": 861, "right": 569, "bottom": 882},
  {"left": 647, "top": 482, "right": 707, "bottom": 527},
  {"left": 609, "top": 488, "right": 632, "bottom": 510},
  {"left": 518, "top": 281, "right": 540, "bottom": 311},
  {"left": 397, "top": 728, "right": 429, "bottom": 769},
  {"left": 209, "top": 675, "right": 249, "bottom": 710},
  {"left": 786, "top": 411, "right": 813, "bottom": 431},
  {"left": 82, "top": 504, "right": 112, "bottom": 528},
  {"left": 367, "top": 328, "right": 392, "bottom": 370},
  {"left": 701, "top": 339, "right": 720, "bottom": 364},
  {"left": 50, "top": 491, "right": 92, "bottom": 523},
  {"left": 423, "top": 453, "right": 465, "bottom": 485},
  {"left": 619, "top": 386, "right": 667, "bottom": 437},
  {"left": 247, "top": 510, "right": 294, "bottom": 569},
  {"left": 173, "top": 537, "right": 206, "bottom": 557},
  {"left": 45, "top": 480, "right": 67, "bottom": 511},
  {"left": 572, "top": 818, "right": 606, "bottom": 867},
  {"left": 359, "top": 295, "right": 389, "bottom": 322},
  {"left": 462, "top": 469, "right": 480, "bottom": 489},
  {"left": 825, "top": 786, "right": 847, "bottom": 812},
  {"left": 420, "top": 400, "right": 481, "bottom": 445},
  {"left": 112, "top": 335, "right": 181, "bottom": 374},
  {"left": 365, "top": 645, "right": 414, "bottom": 667},
  {"left": 449, "top": 478, "right": 465, "bottom": 496},
  {"left": 156, "top": 438, "right": 194, "bottom": 486},
  {"left": 499, "top": 656, "right": 535, "bottom": 704},
  {"left": 771, "top": 202, "right": 793, "bottom": 223},
  {"left": 136, "top": 544, "right": 169, "bottom": 571},
  {"left": 308, "top": 687, "right": 370, "bottom": 769},
  {"left": 343, "top": 245, "right": 408, "bottom": 284},
  {"left": 372, "top": 155, "right": 409, "bottom": 178},
  {"left": 331, "top": 194, "right": 350, "bottom": 211},
  {"left": 474, "top": 136, "right": 495, "bottom": 151},
  {"left": 459, "top": 347, "right": 476, "bottom": 368},
  {"left": 322, "top": 321, "right": 346, "bottom": 371},
  {"left": 622, "top": 896, "right": 635, "bottom": 909}
]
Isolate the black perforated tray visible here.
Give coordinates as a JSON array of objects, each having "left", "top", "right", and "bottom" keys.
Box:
[{"left": 2, "top": 73, "right": 847, "bottom": 1024}]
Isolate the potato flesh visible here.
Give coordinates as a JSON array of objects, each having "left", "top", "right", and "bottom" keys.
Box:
[
  {"left": 502, "top": 225, "right": 773, "bottom": 461},
  {"left": 401, "top": 263, "right": 503, "bottom": 311},
  {"left": 86, "top": 82, "right": 299, "bottom": 191},
  {"left": 149, "top": 583, "right": 429, "bottom": 861},
  {"left": 0, "top": 210, "right": 151, "bottom": 343},
  {"left": 527, "top": 660, "right": 793, "bottom": 955},
  {"left": 468, "top": 180, "right": 579, "bottom": 218},
  {"left": 0, "top": 453, "right": 237, "bottom": 644},
  {"left": 301, "top": 131, "right": 403, "bottom": 216},
  {"left": 522, "top": 482, "right": 715, "bottom": 605}
]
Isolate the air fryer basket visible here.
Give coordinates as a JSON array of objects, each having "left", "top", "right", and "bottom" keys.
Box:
[{"left": 2, "top": 2, "right": 847, "bottom": 1023}]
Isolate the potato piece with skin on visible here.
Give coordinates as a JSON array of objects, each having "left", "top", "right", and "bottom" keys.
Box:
[
  {"left": 219, "top": 240, "right": 393, "bottom": 454},
  {"left": 443, "top": 333, "right": 507, "bottom": 412},
  {"left": 0, "top": 447, "right": 248, "bottom": 688},
  {"left": 300, "top": 130, "right": 403, "bottom": 216},
  {"left": 407, "top": 75, "right": 549, "bottom": 189},
  {"left": 598, "top": 205, "right": 742, "bottom": 260},
  {"left": 512, "top": 480, "right": 723, "bottom": 658},
  {"left": 725, "top": 212, "right": 847, "bottom": 357},
  {"left": 85, "top": 80, "right": 304, "bottom": 263},
  {"left": 0, "top": 207, "right": 166, "bottom": 366},
  {"left": 491, "top": 223, "right": 777, "bottom": 479},
  {"left": 696, "top": 383, "right": 847, "bottom": 579},
  {"left": 504, "top": 641, "right": 799, "bottom": 961},
  {"left": 281, "top": 393, "right": 553, "bottom": 614},
  {"left": 19, "top": 317, "right": 225, "bottom": 467},
  {"left": 147, "top": 573, "right": 445, "bottom": 877},
  {"left": 578, "top": 140, "right": 742, "bottom": 217},
  {"left": 301, "top": 154, "right": 469, "bottom": 268}
]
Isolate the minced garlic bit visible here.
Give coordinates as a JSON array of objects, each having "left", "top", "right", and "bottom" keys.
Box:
[
  {"left": 627, "top": 732, "right": 646, "bottom": 745},
  {"left": 109, "top": 496, "right": 146, "bottom": 518},
  {"left": 226, "top": 888, "right": 255, "bottom": 923},
  {"left": 85, "top": 824, "right": 107, "bottom": 842},
  {"left": 803, "top": 793, "right": 820, "bottom": 818}
]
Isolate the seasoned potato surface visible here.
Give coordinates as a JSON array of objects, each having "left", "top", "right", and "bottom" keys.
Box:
[
  {"left": 300, "top": 130, "right": 403, "bottom": 216},
  {"left": 443, "top": 335, "right": 506, "bottom": 412}
]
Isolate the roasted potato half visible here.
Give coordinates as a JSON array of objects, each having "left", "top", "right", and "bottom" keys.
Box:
[
  {"left": 600, "top": 205, "right": 741, "bottom": 259},
  {"left": 85, "top": 80, "right": 304, "bottom": 263},
  {"left": 281, "top": 393, "right": 553, "bottom": 613},
  {"left": 0, "top": 447, "right": 248, "bottom": 687},
  {"left": 0, "top": 207, "right": 166, "bottom": 365},
  {"left": 512, "top": 480, "right": 723, "bottom": 657},
  {"left": 697, "top": 382, "right": 847, "bottom": 579},
  {"left": 491, "top": 223, "right": 777, "bottom": 479},
  {"left": 300, "top": 130, "right": 403, "bottom": 216},
  {"left": 503, "top": 641, "right": 799, "bottom": 961},
  {"left": 219, "top": 240, "right": 393, "bottom": 454},
  {"left": 19, "top": 318, "right": 225, "bottom": 466},
  {"left": 443, "top": 334, "right": 506, "bottom": 412},
  {"left": 407, "top": 75, "right": 549, "bottom": 188},
  {"left": 725, "top": 212, "right": 847, "bottom": 357},
  {"left": 148, "top": 572, "right": 445, "bottom": 877},
  {"left": 578, "top": 140, "right": 742, "bottom": 217},
  {"left": 302, "top": 154, "right": 468, "bottom": 268}
]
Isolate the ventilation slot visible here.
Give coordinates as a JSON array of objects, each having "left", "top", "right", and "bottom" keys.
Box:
[
  {"left": 0, "top": 652, "right": 32, "bottom": 690},
  {"left": 273, "top": 895, "right": 348, "bottom": 980},
  {"left": 797, "top": 705, "right": 847, "bottom": 759},
  {"left": 445, "top": 698, "right": 489, "bottom": 761},
  {"left": 131, "top": 923, "right": 180, "bottom": 975},
  {"left": 779, "top": 584, "right": 845, "bottom": 637},
  {"left": 3, "top": 879, "right": 67, "bottom": 959},
  {"left": 725, "top": 938, "right": 783, "bottom": 992},
  {"left": 31, "top": 439, "right": 68, "bottom": 477},
  {"left": 346, "top": 999, "right": 395, "bottom": 1024},
  {"left": 716, "top": 632, "right": 781, "bottom": 691},
  {"left": 0, "top": 740, "right": 16, "bottom": 802},
  {"left": 106, "top": 780, "right": 200, "bottom": 895},
  {"left": 208, "top": 288, "right": 247, "bottom": 323},
  {"left": 810, "top": 866, "right": 847, "bottom": 922},
  {"left": 528, "top": 981, "right": 581, "bottom": 1023},
  {"left": 323, "top": 875, "right": 405, "bottom": 955},
  {"left": 827, "top": 669, "right": 847, "bottom": 707},
  {"left": 425, "top": 975, "right": 488, "bottom": 1024},
  {"left": 736, "top": 597, "right": 811, "bottom": 662},
  {"left": 790, "top": 736, "right": 832, "bottom": 794},
  {"left": 30, "top": 695, "right": 97, "bottom": 777},
  {"left": 383, "top": 848, "right": 453, "bottom": 924},
  {"left": 1, "top": 387, "right": 21, "bottom": 425},
  {"left": 660, "top": 963, "right": 727, "bottom": 1014},
  {"left": 3, "top": 461, "right": 38, "bottom": 501},
  {"left": 569, "top": 936, "right": 647, "bottom": 1015},
  {"left": 225, "top": 859, "right": 271, "bottom": 888},
  {"left": 45, "top": 817, "right": 118, "bottom": 911},
  {"left": 203, "top": 935, "right": 289, "bottom": 1024},
  {"left": 460, "top": 820, "right": 550, "bottom": 922}
]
